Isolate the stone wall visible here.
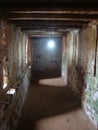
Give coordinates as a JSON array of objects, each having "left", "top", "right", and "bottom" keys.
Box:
[
  {"left": 66, "top": 30, "right": 82, "bottom": 96},
  {"left": 7, "top": 25, "right": 28, "bottom": 84},
  {"left": 0, "top": 71, "right": 30, "bottom": 130},
  {"left": 66, "top": 22, "right": 98, "bottom": 128},
  {"left": 80, "top": 24, "right": 98, "bottom": 128},
  {"left": 0, "top": 21, "right": 3, "bottom": 88},
  {"left": 0, "top": 21, "right": 31, "bottom": 130}
]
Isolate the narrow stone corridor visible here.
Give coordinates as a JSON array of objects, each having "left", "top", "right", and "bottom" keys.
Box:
[
  {"left": 16, "top": 83, "right": 96, "bottom": 130},
  {"left": 1, "top": 1, "right": 98, "bottom": 130}
]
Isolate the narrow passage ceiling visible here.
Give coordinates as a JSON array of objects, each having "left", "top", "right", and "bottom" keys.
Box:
[{"left": 0, "top": 1, "right": 98, "bottom": 36}]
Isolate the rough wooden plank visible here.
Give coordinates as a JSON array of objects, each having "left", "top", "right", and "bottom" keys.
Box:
[
  {"left": 8, "top": 20, "right": 89, "bottom": 27},
  {"left": 8, "top": 13, "right": 98, "bottom": 21}
]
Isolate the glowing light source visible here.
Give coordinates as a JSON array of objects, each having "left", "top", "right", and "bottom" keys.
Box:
[{"left": 47, "top": 40, "right": 55, "bottom": 49}]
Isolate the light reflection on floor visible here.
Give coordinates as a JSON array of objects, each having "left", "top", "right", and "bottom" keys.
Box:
[
  {"left": 39, "top": 77, "right": 67, "bottom": 87},
  {"left": 39, "top": 64, "right": 67, "bottom": 87}
]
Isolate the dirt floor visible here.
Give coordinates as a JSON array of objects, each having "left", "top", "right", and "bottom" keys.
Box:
[{"left": 16, "top": 81, "right": 96, "bottom": 130}]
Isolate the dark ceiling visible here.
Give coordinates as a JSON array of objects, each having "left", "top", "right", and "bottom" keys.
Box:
[
  {"left": 0, "top": 1, "right": 98, "bottom": 36},
  {"left": 0, "top": 0, "right": 98, "bottom": 2}
]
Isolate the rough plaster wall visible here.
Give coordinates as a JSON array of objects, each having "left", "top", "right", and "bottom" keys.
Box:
[
  {"left": 66, "top": 30, "right": 82, "bottom": 96},
  {"left": 0, "top": 22, "right": 31, "bottom": 130},
  {"left": 62, "top": 36, "right": 68, "bottom": 85},
  {"left": 7, "top": 25, "right": 27, "bottom": 83},
  {"left": 80, "top": 24, "right": 98, "bottom": 128},
  {"left": 0, "top": 71, "right": 30, "bottom": 130},
  {"left": 67, "top": 23, "right": 98, "bottom": 128},
  {"left": 0, "top": 21, "right": 3, "bottom": 87}
]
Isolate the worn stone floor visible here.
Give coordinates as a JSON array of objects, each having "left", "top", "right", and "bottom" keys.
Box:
[{"left": 16, "top": 80, "right": 96, "bottom": 130}]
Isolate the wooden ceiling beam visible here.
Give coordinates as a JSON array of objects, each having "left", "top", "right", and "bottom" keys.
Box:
[
  {"left": 8, "top": 17, "right": 89, "bottom": 21},
  {"left": 7, "top": 13, "right": 98, "bottom": 21},
  {"left": 8, "top": 10, "right": 98, "bottom": 15},
  {"left": 21, "top": 27, "right": 81, "bottom": 32},
  {"left": 8, "top": 20, "right": 89, "bottom": 27},
  {"left": 0, "top": 1, "right": 97, "bottom": 35},
  {"left": 25, "top": 31, "right": 71, "bottom": 37}
]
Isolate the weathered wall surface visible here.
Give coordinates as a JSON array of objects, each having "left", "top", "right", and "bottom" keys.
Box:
[
  {"left": 61, "top": 36, "right": 68, "bottom": 85},
  {"left": 7, "top": 25, "right": 27, "bottom": 84},
  {"left": 0, "top": 21, "right": 3, "bottom": 88},
  {"left": 66, "top": 30, "right": 82, "bottom": 96},
  {"left": 0, "top": 71, "right": 30, "bottom": 130},
  {"left": 80, "top": 24, "right": 98, "bottom": 128},
  {"left": 66, "top": 23, "right": 98, "bottom": 128},
  {"left": 0, "top": 21, "right": 31, "bottom": 130}
]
